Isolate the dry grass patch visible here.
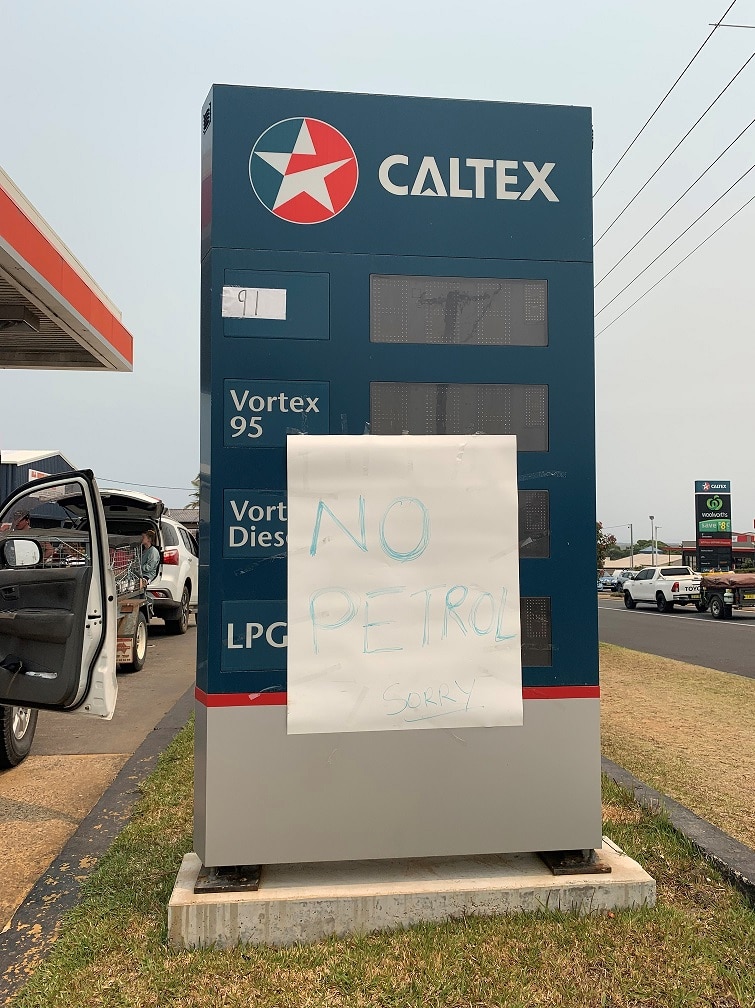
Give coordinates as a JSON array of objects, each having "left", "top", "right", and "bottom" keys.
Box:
[
  {"left": 602, "top": 803, "right": 644, "bottom": 827},
  {"left": 600, "top": 642, "right": 755, "bottom": 848}
]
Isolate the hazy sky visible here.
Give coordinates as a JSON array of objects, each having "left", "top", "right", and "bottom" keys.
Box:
[{"left": 2, "top": 1, "right": 753, "bottom": 539}]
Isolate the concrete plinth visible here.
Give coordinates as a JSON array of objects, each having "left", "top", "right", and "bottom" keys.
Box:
[{"left": 168, "top": 839, "right": 655, "bottom": 949}]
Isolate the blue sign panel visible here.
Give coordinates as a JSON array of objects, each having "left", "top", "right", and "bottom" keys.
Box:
[
  {"left": 223, "top": 380, "right": 329, "bottom": 447},
  {"left": 201, "top": 90, "right": 592, "bottom": 263},
  {"left": 199, "top": 86, "right": 595, "bottom": 699},
  {"left": 694, "top": 480, "right": 731, "bottom": 494},
  {"left": 222, "top": 600, "right": 288, "bottom": 671},
  {"left": 223, "top": 490, "right": 287, "bottom": 558}
]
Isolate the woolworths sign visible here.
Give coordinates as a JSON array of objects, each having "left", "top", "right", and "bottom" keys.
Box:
[{"left": 694, "top": 480, "right": 732, "bottom": 571}]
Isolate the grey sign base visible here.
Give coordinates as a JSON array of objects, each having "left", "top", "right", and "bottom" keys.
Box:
[
  {"left": 195, "top": 700, "right": 604, "bottom": 867},
  {"left": 168, "top": 839, "right": 655, "bottom": 949}
]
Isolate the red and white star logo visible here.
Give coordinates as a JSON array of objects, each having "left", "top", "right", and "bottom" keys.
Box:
[{"left": 249, "top": 118, "right": 358, "bottom": 224}]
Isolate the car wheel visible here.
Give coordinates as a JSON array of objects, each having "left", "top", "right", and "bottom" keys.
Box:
[
  {"left": 122, "top": 611, "right": 148, "bottom": 672},
  {"left": 0, "top": 705, "right": 39, "bottom": 769},
  {"left": 709, "top": 595, "right": 725, "bottom": 619},
  {"left": 165, "top": 583, "right": 190, "bottom": 635},
  {"left": 623, "top": 591, "right": 636, "bottom": 609},
  {"left": 656, "top": 593, "right": 673, "bottom": 613}
]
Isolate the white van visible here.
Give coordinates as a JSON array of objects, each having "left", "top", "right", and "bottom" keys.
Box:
[
  {"left": 0, "top": 478, "right": 201, "bottom": 767},
  {"left": 0, "top": 471, "right": 117, "bottom": 767}
]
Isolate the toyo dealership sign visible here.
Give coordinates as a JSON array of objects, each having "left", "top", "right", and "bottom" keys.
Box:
[{"left": 694, "top": 480, "right": 732, "bottom": 570}]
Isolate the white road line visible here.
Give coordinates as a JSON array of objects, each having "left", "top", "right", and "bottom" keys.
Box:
[{"left": 598, "top": 605, "right": 755, "bottom": 628}]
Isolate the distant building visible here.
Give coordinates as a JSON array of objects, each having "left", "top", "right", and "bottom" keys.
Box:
[
  {"left": 603, "top": 552, "right": 682, "bottom": 571},
  {"left": 164, "top": 507, "right": 199, "bottom": 536},
  {"left": 681, "top": 535, "right": 755, "bottom": 571},
  {"left": 0, "top": 449, "right": 76, "bottom": 501}
]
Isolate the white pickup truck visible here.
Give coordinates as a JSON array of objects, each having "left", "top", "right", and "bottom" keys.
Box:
[{"left": 623, "top": 565, "right": 702, "bottom": 613}]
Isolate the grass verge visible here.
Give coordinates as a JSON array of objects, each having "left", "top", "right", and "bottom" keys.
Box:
[
  {"left": 10, "top": 718, "right": 755, "bottom": 1008},
  {"left": 600, "top": 642, "right": 755, "bottom": 849}
]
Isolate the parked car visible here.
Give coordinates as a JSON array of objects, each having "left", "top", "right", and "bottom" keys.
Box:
[
  {"left": 147, "top": 514, "right": 199, "bottom": 633},
  {"left": 0, "top": 480, "right": 200, "bottom": 769},
  {"left": 623, "top": 566, "right": 701, "bottom": 612},
  {"left": 59, "top": 489, "right": 198, "bottom": 634},
  {"left": 616, "top": 569, "right": 637, "bottom": 588},
  {"left": 0, "top": 471, "right": 118, "bottom": 768},
  {"left": 1, "top": 704, "right": 38, "bottom": 768},
  {"left": 598, "top": 576, "right": 615, "bottom": 591}
]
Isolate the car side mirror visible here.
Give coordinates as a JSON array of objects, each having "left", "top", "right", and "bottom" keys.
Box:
[{"left": 0, "top": 538, "right": 43, "bottom": 568}]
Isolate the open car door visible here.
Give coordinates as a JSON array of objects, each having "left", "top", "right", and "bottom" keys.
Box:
[{"left": 0, "top": 470, "right": 117, "bottom": 720}]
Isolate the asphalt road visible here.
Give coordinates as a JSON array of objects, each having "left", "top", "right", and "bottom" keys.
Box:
[
  {"left": 598, "top": 594, "right": 755, "bottom": 680},
  {"left": 32, "top": 618, "right": 197, "bottom": 755}
]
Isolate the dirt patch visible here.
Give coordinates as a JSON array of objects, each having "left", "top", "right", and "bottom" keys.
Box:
[
  {"left": 0, "top": 754, "right": 126, "bottom": 928},
  {"left": 600, "top": 643, "right": 755, "bottom": 848}
]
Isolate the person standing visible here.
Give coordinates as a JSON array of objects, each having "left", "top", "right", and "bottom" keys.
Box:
[{"left": 0, "top": 510, "right": 31, "bottom": 533}]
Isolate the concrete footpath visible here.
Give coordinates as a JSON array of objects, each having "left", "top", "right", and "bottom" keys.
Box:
[{"left": 2, "top": 694, "right": 754, "bottom": 1002}]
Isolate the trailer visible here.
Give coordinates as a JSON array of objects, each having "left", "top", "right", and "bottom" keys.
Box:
[
  {"left": 109, "top": 540, "right": 151, "bottom": 672},
  {"left": 698, "top": 571, "right": 755, "bottom": 619}
]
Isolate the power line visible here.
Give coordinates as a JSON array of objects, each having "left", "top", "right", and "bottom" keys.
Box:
[
  {"left": 595, "top": 115, "right": 755, "bottom": 287},
  {"left": 595, "top": 191, "right": 755, "bottom": 339},
  {"left": 594, "top": 49, "right": 755, "bottom": 245},
  {"left": 99, "top": 477, "right": 195, "bottom": 493},
  {"left": 593, "top": 0, "right": 737, "bottom": 197},
  {"left": 595, "top": 162, "right": 754, "bottom": 318}
]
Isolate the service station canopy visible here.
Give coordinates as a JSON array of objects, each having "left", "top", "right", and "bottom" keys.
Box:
[{"left": 0, "top": 167, "right": 133, "bottom": 371}]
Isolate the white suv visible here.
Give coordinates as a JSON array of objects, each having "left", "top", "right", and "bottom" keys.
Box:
[
  {"left": 62, "top": 489, "right": 198, "bottom": 635},
  {"left": 148, "top": 515, "right": 199, "bottom": 634}
]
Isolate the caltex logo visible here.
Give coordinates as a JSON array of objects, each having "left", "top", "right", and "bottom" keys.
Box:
[{"left": 249, "top": 118, "right": 358, "bottom": 224}]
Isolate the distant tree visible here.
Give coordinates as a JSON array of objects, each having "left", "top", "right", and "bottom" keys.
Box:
[
  {"left": 605, "top": 543, "right": 624, "bottom": 560},
  {"left": 596, "top": 522, "right": 617, "bottom": 572},
  {"left": 634, "top": 538, "right": 669, "bottom": 553},
  {"left": 187, "top": 473, "right": 200, "bottom": 509}
]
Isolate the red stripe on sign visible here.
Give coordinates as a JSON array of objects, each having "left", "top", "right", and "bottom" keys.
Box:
[
  {"left": 522, "top": 686, "right": 600, "bottom": 699},
  {"left": 195, "top": 687, "right": 287, "bottom": 706},
  {"left": 195, "top": 686, "right": 599, "bottom": 707}
]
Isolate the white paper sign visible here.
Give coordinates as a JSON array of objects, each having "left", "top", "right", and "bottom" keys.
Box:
[
  {"left": 286, "top": 435, "right": 523, "bottom": 735},
  {"left": 221, "top": 286, "right": 287, "bottom": 320}
]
